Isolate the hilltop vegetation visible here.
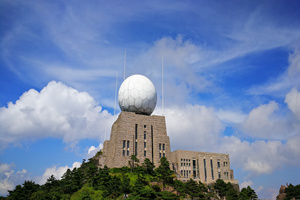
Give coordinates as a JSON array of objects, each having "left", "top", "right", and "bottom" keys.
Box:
[{"left": 1, "top": 155, "right": 258, "bottom": 200}]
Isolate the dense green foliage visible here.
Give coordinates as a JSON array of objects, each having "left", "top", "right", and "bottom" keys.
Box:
[
  {"left": 1, "top": 154, "right": 258, "bottom": 200},
  {"left": 284, "top": 183, "right": 300, "bottom": 200}
]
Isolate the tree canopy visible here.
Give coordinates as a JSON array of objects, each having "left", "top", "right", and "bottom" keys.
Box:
[{"left": 1, "top": 157, "right": 253, "bottom": 200}]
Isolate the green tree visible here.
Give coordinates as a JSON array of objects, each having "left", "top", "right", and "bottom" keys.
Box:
[
  {"left": 213, "top": 179, "right": 232, "bottom": 198},
  {"left": 157, "top": 191, "right": 180, "bottom": 200},
  {"left": 284, "top": 184, "right": 300, "bottom": 200},
  {"left": 155, "top": 157, "right": 174, "bottom": 189},
  {"left": 226, "top": 188, "right": 238, "bottom": 200},
  {"left": 7, "top": 180, "right": 40, "bottom": 200},
  {"left": 120, "top": 174, "right": 131, "bottom": 194},
  {"left": 129, "top": 155, "right": 139, "bottom": 172},
  {"left": 185, "top": 179, "right": 205, "bottom": 200},
  {"left": 143, "top": 158, "right": 155, "bottom": 175},
  {"left": 43, "top": 175, "right": 60, "bottom": 191},
  {"left": 172, "top": 179, "right": 186, "bottom": 196},
  {"left": 239, "top": 186, "right": 258, "bottom": 200}
]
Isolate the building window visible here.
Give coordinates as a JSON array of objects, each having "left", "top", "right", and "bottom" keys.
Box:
[
  {"left": 224, "top": 162, "right": 225, "bottom": 167},
  {"left": 123, "top": 140, "right": 126, "bottom": 148},
  {"left": 123, "top": 150, "right": 125, "bottom": 156},
  {"left": 135, "top": 142, "right": 137, "bottom": 156},
  {"left": 127, "top": 150, "right": 129, "bottom": 156},
  {"left": 217, "top": 160, "right": 220, "bottom": 168},
  {"left": 127, "top": 141, "right": 130, "bottom": 148},
  {"left": 163, "top": 144, "right": 165, "bottom": 150},
  {"left": 144, "top": 132, "right": 146, "bottom": 139},
  {"left": 203, "top": 159, "right": 207, "bottom": 182},
  {"left": 181, "top": 163, "right": 183, "bottom": 166},
  {"left": 210, "top": 159, "right": 214, "bottom": 180},
  {"left": 159, "top": 153, "right": 161, "bottom": 158},
  {"left": 144, "top": 150, "right": 146, "bottom": 157},
  {"left": 144, "top": 142, "right": 146, "bottom": 148},
  {"left": 163, "top": 153, "right": 165, "bottom": 157},
  {"left": 181, "top": 170, "right": 183, "bottom": 175},
  {"left": 159, "top": 143, "right": 161, "bottom": 150},
  {"left": 218, "top": 172, "right": 221, "bottom": 179},
  {"left": 193, "top": 160, "right": 196, "bottom": 178},
  {"left": 135, "top": 124, "right": 138, "bottom": 140},
  {"left": 144, "top": 125, "right": 146, "bottom": 128}
]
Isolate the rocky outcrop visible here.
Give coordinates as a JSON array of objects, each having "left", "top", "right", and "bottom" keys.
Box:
[{"left": 276, "top": 184, "right": 287, "bottom": 200}]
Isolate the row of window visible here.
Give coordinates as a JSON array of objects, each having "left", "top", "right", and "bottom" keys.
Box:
[
  {"left": 180, "top": 158, "right": 229, "bottom": 181},
  {"left": 181, "top": 163, "right": 191, "bottom": 167},
  {"left": 159, "top": 152, "right": 165, "bottom": 158},
  {"left": 181, "top": 170, "right": 191, "bottom": 178},
  {"left": 159, "top": 143, "right": 165, "bottom": 150},
  {"left": 181, "top": 159, "right": 191, "bottom": 162},
  {"left": 123, "top": 140, "right": 130, "bottom": 148}
]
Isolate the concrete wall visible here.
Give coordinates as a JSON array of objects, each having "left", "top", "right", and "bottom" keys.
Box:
[
  {"left": 171, "top": 150, "right": 239, "bottom": 185},
  {"left": 99, "top": 111, "right": 172, "bottom": 168}
]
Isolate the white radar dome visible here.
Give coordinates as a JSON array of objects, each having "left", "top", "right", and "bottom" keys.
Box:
[{"left": 118, "top": 74, "right": 157, "bottom": 115}]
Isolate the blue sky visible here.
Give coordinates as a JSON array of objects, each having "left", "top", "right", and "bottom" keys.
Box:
[{"left": 1, "top": 0, "right": 300, "bottom": 198}]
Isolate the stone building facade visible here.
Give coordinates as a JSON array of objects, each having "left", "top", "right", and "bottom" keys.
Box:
[
  {"left": 98, "top": 111, "right": 171, "bottom": 168},
  {"left": 98, "top": 111, "right": 238, "bottom": 186},
  {"left": 171, "top": 150, "right": 238, "bottom": 185}
]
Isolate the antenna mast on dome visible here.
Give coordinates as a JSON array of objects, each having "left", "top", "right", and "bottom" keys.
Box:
[
  {"left": 162, "top": 56, "right": 164, "bottom": 116},
  {"left": 114, "top": 72, "right": 118, "bottom": 116},
  {"left": 124, "top": 50, "right": 126, "bottom": 80}
]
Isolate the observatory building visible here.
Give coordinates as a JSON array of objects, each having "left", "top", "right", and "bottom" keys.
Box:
[
  {"left": 99, "top": 75, "right": 172, "bottom": 168},
  {"left": 98, "top": 74, "right": 238, "bottom": 185}
]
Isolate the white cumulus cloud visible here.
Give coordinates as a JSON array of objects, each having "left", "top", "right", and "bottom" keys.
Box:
[
  {"left": 285, "top": 88, "right": 300, "bottom": 120},
  {"left": 164, "top": 102, "right": 300, "bottom": 176},
  {"left": 240, "top": 180, "right": 253, "bottom": 189},
  {"left": 37, "top": 162, "right": 81, "bottom": 185},
  {"left": 0, "top": 81, "right": 116, "bottom": 150},
  {"left": 87, "top": 143, "right": 103, "bottom": 159},
  {"left": 0, "top": 163, "right": 28, "bottom": 196},
  {"left": 165, "top": 105, "right": 224, "bottom": 152},
  {"left": 240, "top": 101, "right": 290, "bottom": 139}
]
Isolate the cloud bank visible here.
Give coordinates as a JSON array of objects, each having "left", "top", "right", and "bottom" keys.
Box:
[{"left": 0, "top": 81, "right": 116, "bottom": 150}]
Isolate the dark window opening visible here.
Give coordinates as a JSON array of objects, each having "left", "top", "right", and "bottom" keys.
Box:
[
  {"left": 135, "top": 124, "right": 138, "bottom": 139},
  {"left": 151, "top": 125, "right": 154, "bottom": 162},
  {"left": 210, "top": 159, "right": 214, "bottom": 180},
  {"left": 204, "top": 159, "right": 207, "bottom": 182},
  {"left": 193, "top": 160, "right": 196, "bottom": 177}
]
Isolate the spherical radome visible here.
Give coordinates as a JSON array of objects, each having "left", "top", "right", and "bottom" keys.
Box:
[{"left": 118, "top": 74, "right": 157, "bottom": 115}]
